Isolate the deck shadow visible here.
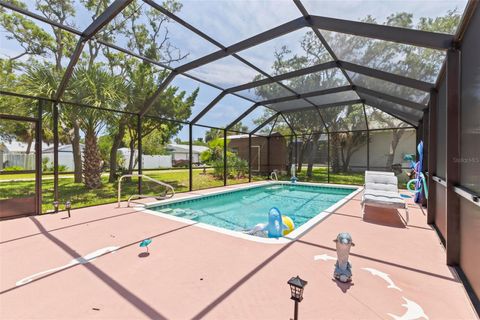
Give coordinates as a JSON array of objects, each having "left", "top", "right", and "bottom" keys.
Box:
[
  {"left": 11, "top": 216, "right": 169, "bottom": 319},
  {"left": 297, "top": 239, "right": 458, "bottom": 283},
  {"left": 362, "top": 207, "right": 406, "bottom": 228},
  {"left": 0, "top": 209, "right": 139, "bottom": 245}
]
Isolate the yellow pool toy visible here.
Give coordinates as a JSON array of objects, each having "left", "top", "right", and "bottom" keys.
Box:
[{"left": 282, "top": 215, "right": 295, "bottom": 235}]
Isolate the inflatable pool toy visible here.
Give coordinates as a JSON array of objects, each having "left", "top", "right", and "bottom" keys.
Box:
[
  {"left": 282, "top": 215, "right": 295, "bottom": 235},
  {"left": 247, "top": 207, "right": 295, "bottom": 238},
  {"left": 406, "top": 141, "right": 428, "bottom": 203}
]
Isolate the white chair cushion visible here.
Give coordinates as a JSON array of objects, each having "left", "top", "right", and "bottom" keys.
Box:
[
  {"left": 365, "top": 182, "right": 398, "bottom": 193},
  {"left": 362, "top": 192, "right": 406, "bottom": 209}
]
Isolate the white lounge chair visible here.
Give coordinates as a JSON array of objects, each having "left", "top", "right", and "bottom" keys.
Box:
[
  {"left": 361, "top": 173, "right": 409, "bottom": 224},
  {"left": 365, "top": 170, "right": 394, "bottom": 179}
]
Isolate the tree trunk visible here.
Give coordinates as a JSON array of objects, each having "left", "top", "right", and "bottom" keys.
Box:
[
  {"left": 386, "top": 130, "right": 404, "bottom": 170},
  {"left": 306, "top": 133, "right": 320, "bottom": 178},
  {"left": 297, "top": 142, "right": 305, "bottom": 173},
  {"left": 71, "top": 121, "right": 83, "bottom": 183},
  {"left": 108, "top": 119, "right": 127, "bottom": 183},
  {"left": 25, "top": 135, "right": 33, "bottom": 155},
  {"left": 330, "top": 133, "right": 341, "bottom": 173},
  {"left": 83, "top": 128, "right": 102, "bottom": 189},
  {"left": 342, "top": 151, "right": 352, "bottom": 172},
  {"left": 128, "top": 138, "right": 136, "bottom": 174}
]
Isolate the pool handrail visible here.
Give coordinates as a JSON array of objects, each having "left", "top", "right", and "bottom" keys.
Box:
[
  {"left": 117, "top": 174, "right": 175, "bottom": 207},
  {"left": 270, "top": 171, "right": 278, "bottom": 181}
]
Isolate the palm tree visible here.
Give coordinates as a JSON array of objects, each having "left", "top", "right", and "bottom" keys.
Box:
[{"left": 67, "top": 63, "right": 125, "bottom": 189}]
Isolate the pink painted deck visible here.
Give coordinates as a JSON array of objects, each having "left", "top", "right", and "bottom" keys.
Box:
[{"left": 0, "top": 183, "right": 476, "bottom": 319}]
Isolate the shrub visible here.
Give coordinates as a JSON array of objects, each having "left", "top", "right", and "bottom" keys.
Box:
[
  {"left": 210, "top": 156, "right": 248, "bottom": 179},
  {"left": 212, "top": 159, "right": 224, "bottom": 178},
  {"left": 3, "top": 166, "right": 25, "bottom": 171},
  {"left": 229, "top": 157, "right": 248, "bottom": 179}
]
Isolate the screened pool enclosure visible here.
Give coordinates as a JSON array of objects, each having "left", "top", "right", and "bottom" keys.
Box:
[{"left": 1, "top": 0, "right": 480, "bottom": 295}]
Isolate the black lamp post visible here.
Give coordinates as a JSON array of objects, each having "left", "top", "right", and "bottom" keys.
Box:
[
  {"left": 288, "top": 275, "right": 307, "bottom": 320},
  {"left": 65, "top": 201, "right": 71, "bottom": 218}
]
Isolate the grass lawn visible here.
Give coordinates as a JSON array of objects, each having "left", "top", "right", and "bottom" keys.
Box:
[
  {"left": 278, "top": 167, "right": 365, "bottom": 185},
  {"left": 1, "top": 167, "right": 408, "bottom": 213},
  {"left": 0, "top": 169, "right": 255, "bottom": 212}
]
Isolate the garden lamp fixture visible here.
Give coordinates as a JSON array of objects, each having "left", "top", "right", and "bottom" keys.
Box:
[
  {"left": 288, "top": 275, "right": 307, "bottom": 320},
  {"left": 65, "top": 201, "right": 71, "bottom": 218},
  {"left": 53, "top": 201, "right": 59, "bottom": 213}
]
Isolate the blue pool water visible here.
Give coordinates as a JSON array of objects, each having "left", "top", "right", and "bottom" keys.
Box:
[{"left": 149, "top": 184, "right": 356, "bottom": 234}]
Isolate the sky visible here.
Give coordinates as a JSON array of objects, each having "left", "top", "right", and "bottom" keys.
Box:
[{"left": 1, "top": 0, "right": 468, "bottom": 140}]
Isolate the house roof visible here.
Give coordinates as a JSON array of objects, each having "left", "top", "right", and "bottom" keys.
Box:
[
  {"left": 167, "top": 144, "right": 209, "bottom": 154},
  {"left": 0, "top": 139, "right": 50, "bottom": 153}
]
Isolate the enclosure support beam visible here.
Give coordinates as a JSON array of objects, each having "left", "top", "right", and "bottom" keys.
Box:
[
  {"left": 223, "top": 129, "right": 227, "bottom": 186},
  {"left": 36, "top": 100, "right": 43, "bottom": 215},
  {"left": 189, "top": 124, "right": 193, "bottom": 191},
  {"left": 82, "top": 0, "right": 132, "bottom": 39},
  {"left": 175, "top": 18, "right": 307, "bottom": 73},
  {"left": 53, "top": 103, "right": 59, "bottom": 209},
  {"left": 190, "top": 92, "right": 227, "bottom": 125},
  {"left": 327, "top": 134, "right": 330, "bottom": 183},
  {"left": 248, "top": 134, "right": 252, "bottom": 182},
  {"left": 269, "top": 115, "right": 280, "bottom": 136},
  {"left": 267, "top": 136, "right": 271, "bottom": 175},
  {"left": 54, "top": 0, "right": 133, "bottom": 102},
  {"left": 294, "top": 135, "right": 298, "bottom": 177},
  {"left": 445, "top": 49, "right": 461, "bottom": 266},
  {"left": 139, "top": 72, "right": 178, "bottom": 117},
  {"left": 54, "top": 41, "right": 86, "bottom": 101},
  {"left": 363, "top": 103, "right": 370, "bottom": 170},
  {"left": 280, "top": 100, "right": 363, "bottom": 114},
  {"left": 427, "top": 89, "right": 437, "bottom": 225},
  {"left": 259, "top": 86, "right": 352, "bottom": 105},
  {"left": 423, "top": 111, "right": 429, "bottom": 173},
  {"left": 361, "top": 97, "right": 419, "bottom": 127},
  {"left": 280, "top": 113, "right": 297, "bottom": 136},
  {"left": 227, "top": 61, "right": 337, "bottom": 92},
  {"left": 226, "top": 103, "right": 259, "bottom": 131},
  {"left": 309, "top": 15, "right": 453, "bottom": 50},
  {"left": 338, "top": 61, "right": 434, "bottom": 92},
  {"left": 250, "top": 113, "right": 279, "bottom": 135},
  {"left": 137, "top": 115, "right": 143, "bottom": 194},
  {"left": 416, "top": 121, "right": 422, "bottom": 161},
  {"left": 356, "top": 86, "right": 427, "bottom": 111}
]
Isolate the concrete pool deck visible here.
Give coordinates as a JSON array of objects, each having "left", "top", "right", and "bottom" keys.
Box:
[{"left": 0, "top": 182, "right": 477, "bottom": 319}]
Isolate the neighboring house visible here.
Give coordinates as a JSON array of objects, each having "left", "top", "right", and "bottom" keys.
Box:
[
  {"left": 118, "top": 148, "right": 172, "bottom": 169},
  {"left": 166, "top": 144, "right": 209, "bottom": 166},
  {"left": 0, "top": 139, "right": 49, "bottom": 170},
  {"left": 43, "top": 144, "right": 85, "bottom": 171},
  {"left": 226, "top": 130, "right": 416, "bottom": 174},
  {"left": 228, "top": 133, "right": 288, "bottom": 173}
]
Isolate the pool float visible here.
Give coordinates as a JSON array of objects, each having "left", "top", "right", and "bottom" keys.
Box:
[
  {"left": 282, "top": 215, "right": 295, "bottom": 235},
  {"left": 406, "top": 141, "right": 428, "bottom": 202},
  {"left": 247, "top": 207, "right": 295, "bottom": 238}
]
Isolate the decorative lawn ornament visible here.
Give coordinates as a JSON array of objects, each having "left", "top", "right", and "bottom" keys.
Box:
[
  {"left": 333, "top": 232, "right": 355, "bottom": 283},
  {"left": 139, "top": 239, "right": 152, "bottom": 253}
]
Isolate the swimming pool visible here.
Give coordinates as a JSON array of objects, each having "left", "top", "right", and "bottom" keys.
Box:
[{"left": 143, "top": 182, "right": 360, "bottom": 243}]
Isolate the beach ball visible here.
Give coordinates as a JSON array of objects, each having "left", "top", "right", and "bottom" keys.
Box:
[{"left": 282, "top": 216, "right": 295, "bottom": 235}]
